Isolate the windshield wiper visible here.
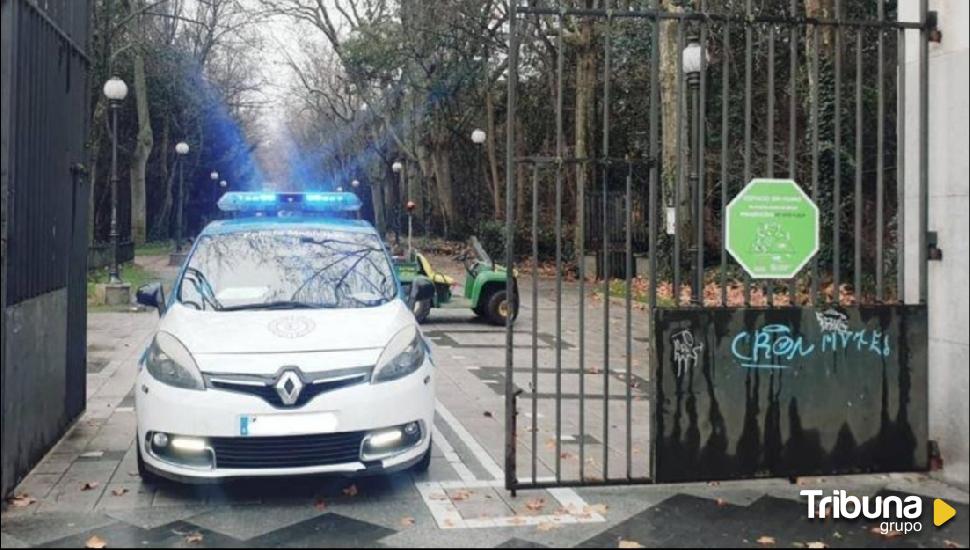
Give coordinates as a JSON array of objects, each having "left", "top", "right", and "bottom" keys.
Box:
[
  {"left": 220, "top": 300, "right": 327, "bottom": 311},
  {"left": 183, "top": 267, "right": 223, "bottom": 310}
]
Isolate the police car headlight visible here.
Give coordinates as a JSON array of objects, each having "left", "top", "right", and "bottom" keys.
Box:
[
  {"left": 372, "top": 325, "right": 426, "bottom": 383},
  {"left": 144, "top": 332, "right": 204, "bottom": 391}
]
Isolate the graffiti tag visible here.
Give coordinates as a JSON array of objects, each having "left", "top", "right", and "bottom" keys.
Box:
[{"left": 672, "top": 329, "right": 703, "bottom": 378}]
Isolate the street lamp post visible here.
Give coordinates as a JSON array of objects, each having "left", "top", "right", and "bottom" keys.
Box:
[
  {"left": 471, "top": 129, "right": 489, "bottom": 218},
  {"left": 174, "top": 142, "right": 190, "bottom": 253},
  {"left": 392, "top": 161, "right": 404, "bottom": 248},
  {"left": 683, "top": 34, "right": 704, "bottom": 304},
  {"left": 103, "top": 77, "right": 128, "bottom": 284},
  {"left": 210, "top": 171, "right": 219, "bottom": 222}
]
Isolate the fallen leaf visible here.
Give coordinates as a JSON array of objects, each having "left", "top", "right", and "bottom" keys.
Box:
[
  {"left": 536, "top": 521, "right": 559, "bottom": 532},
  {"left": 943, "top": 541, "right": 961, "bottom": 548},
  {"left": 7, "top": 493, "right": 37, "bottom": 508},
  {"left": 451, "top": 489, "right": 472, "bottom": 501},
  {"left": 714, "top": 497, "right": 728, "bottom": 507},
  {"left": 584, "top": 503, "right": 608, "bottom": 516},
  {"left": 619, "top": 541, "right": 645, "bottom": 549},
  {"left": 85, "top": 535, "right": 108, "bottom": 549},
  {"left": 81, "top": 482, "right": 100, "bottom": 491},
  {"left": 184, "top": 532, "right": 203, "bottom": 544},
  {"left": 314, "top": 498, "right": 327, "bottom": 511},
  {"left": 111, "top": 488, "right": 128, "bottom": 497},
  {"left": 757, "top": 535, "right": 776, "bottom": 546},
  {"left": 525, "top": 498, "right": 546, "bottom": 512},
  {"left": 400, "top": 516, "right": 416, "bottom": 527},
  {"left": 707, "top": 481, "right": 720, "bottom": 487},
  {"left": 483, "top": 411, "right": 493, "bottom": 418},
  {"left": 342, "top": 484, "right": 358, "bottom": 497},
  {"left": 806, "top": 543, "right": 827, "bottom": 549},
  {"left": 869, "top": 527, "right": 902, "bottom": 539}
]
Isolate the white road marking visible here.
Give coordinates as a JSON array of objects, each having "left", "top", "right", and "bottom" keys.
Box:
[
  {"left": 420, "top": 400, "right": 605, "bottom": 529},
  {"left": 431, "top": 424, "right": 477, "bottom": 482}
]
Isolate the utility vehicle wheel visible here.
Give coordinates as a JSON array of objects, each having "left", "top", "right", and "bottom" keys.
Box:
[
  {"left": 484, "top": 288, "right": 518, "bottom": 326},
  {"left": 412, "top": 297, "right": 432, "bottom": 323}
]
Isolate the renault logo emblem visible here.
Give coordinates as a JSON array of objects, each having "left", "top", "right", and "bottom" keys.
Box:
[{"left": 275, "top": 370, "right": 304, "bottom": 406}]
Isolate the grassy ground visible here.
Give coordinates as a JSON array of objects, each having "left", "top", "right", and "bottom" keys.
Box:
[
  {"left": 134, "top": 240, "right": 173, "bottom": 256},
  {"left": 86, "top": 262, "right": 158, "bottom": 310}
]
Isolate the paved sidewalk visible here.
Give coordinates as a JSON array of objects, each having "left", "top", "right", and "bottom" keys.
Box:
[{"left": 2, "top": 255, "right": 968, "bottom": 548}]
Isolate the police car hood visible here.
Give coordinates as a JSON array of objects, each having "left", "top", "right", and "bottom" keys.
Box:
[{"left": 161, "top": 299, "right": 412, "bottom": 355}]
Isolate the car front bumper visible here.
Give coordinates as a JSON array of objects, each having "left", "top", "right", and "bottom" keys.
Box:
[{"left": 135, "top": 361, "right": 435, "bottom": 482}]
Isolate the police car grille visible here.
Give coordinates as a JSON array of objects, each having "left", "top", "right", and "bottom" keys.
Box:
[
  {"left": 210, "top": 431, "right": 367, "bottom": 469},
  {"left": 207, "top": 370, "right": 370, "bottom": 408}
]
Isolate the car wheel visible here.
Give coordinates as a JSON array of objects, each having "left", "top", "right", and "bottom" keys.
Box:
[
  {"left": 136, "top": 440, "right": 162, "bottom": 485},
  {"left": 484, "top": 288, "right": 517, "bottom": 326},
  {"left": 412, "top": 297, "right": 432, "bottom": 323},
  {"left": 412, "top": 444, "right": 432, "bottom": 473}
]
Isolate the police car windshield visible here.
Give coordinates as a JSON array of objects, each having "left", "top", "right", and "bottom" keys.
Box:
[{"left": 178, "top": 228, "right": 395, "bottom": 311}]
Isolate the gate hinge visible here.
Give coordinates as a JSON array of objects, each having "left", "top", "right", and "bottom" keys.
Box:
[
  {"left": 926, "top": 11, "right": 942, "bottom": 43},
  {"left": 927, "top": 231, "right": 943, "bottom": 261}
]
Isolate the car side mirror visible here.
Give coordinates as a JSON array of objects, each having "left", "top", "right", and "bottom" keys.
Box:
[
  {"left": 407, "top": 277, "right": 435, "bottom": 309},
  {"left": 136, "top": 282, "right": 166, "bottom": 314}
]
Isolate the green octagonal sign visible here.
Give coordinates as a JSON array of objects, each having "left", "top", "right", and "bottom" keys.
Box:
[{"left": 726, "top": 178, "right": 819, "bottom": 279}]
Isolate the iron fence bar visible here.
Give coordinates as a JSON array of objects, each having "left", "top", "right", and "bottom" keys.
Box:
[
  {"left": 600, "top": 12, "right": 613, "bottom": 480},
  {"left": 649, "top": 6, "right": 659, "bottom": 312},
  {"left": 513, "top": 477, "right": 655, "bottom": 491},
  {"left": 833, "top": 0, "right": 843, "bottom": 305},
  {"left": 875, "top": 1, "right": 885, "bottom": 302},
  {"left": 530, "top": 163, "right": 539, "bottom": 485},
  {"left": 742, "top": 0, "right": 752, "bottom": 306},
  {"left": 854, "top": 28, "right": 863, "bottom": 304},
  {"left": 503, "top": 0, "right": 519, "bottom": 493},
  {"left": 514, "top": 156, "right": 654, "bottom": 164},
  {"left": 719, "top": 22, "right": 730, "bottom": 306},
  {"left": 918, "top": 0, "right": 928, "bottom": 304},
  {"left": 646, "top": 4, "right": 660, "bottom": 484},
  {"left": 788, "top": 0, "right": 798, "bottom": 303},
  {"left": 625, "top": 160, "right": 633, "bottom": 480},
  {"left": 21, "top": 0, "right": 91, "bottom": 63},
  {"left": 811, "top": 25, "right": 820, "bottom": 306},
  {"left": 766, "top": 23, "right": 775, "bottom": 308},
  {"left": 695, "top": 9, "right": 708, "bottom": 307},
  {"left": 554, "top": 10, "right": 565, "bottom": 484},
  {"left": 514, "top": 6, "right": 924, "bottom": 30},
  {"left": 896, "top": 27, "right": 906, "bottom": 302},
  {"left": 674, "top": 19, "right": 684, "bottom": 306}
]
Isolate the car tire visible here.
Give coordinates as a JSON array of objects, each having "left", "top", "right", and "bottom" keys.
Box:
[
  {"left": 483, "top": 288, "right": 517, "bottom": 326},
  {"left": 412, "top": 444, "right": 432, "bottom": 473},
  {"left": 413, "top": 297, "right": 432, "bottom": 323},
  {"left": 136, "top": 440, "right": 162, "bottom": 485}
]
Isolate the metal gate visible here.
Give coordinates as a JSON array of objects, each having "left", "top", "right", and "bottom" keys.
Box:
[
  {"left": 502, "top": 0, "right": 932, "bottom": 492},
  {"left": 1, "top": 0, "right": 91, "bottom": 497}
]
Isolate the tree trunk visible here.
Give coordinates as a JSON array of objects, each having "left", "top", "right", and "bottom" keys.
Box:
[
  {"left": 129, "top": 45, "right": 153, "bottom": 245},
  {"left": 573, "top": 15, "right": 597, "bottom": 258},
  {"left": 431, "top": 136, "right": 455, "bottom": 235},
  {"left": 660, "top": 1, "right": 690, "bottom": 243},
  {"left": 153, "top": 115, "right": 173, "bottom": 240},
  {"left": 486, "top": 89, "right": 501, "bottom": 219}
]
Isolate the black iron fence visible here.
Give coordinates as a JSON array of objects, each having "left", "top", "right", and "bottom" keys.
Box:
[
  {"left": 503, "top": 0, "right": 931, "bottom": 492},
  {"left": 1, "top": 0, "right": 90, "bottom": 497}
]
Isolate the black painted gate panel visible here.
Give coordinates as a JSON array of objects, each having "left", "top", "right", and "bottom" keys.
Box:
[{"left": 653, "top": 306, "right": 927, "bottom": 483}]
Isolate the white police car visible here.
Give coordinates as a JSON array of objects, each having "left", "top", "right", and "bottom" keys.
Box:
[{"left": 133, "top": 191, "right": 436, "bottom": 482}]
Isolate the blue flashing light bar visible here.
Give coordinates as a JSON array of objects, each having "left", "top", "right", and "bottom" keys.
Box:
[{"left": 218, "top": 191, "right": 362, "bottom": 214}]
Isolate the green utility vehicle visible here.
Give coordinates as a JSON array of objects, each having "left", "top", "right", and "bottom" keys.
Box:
[{"left": 395, "top": 236, "right": 518, "bottom": 325}]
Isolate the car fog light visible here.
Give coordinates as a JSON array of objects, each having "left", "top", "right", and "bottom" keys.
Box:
[
  {"left": 151, "top": 432, "right": 169, "bottom": 448},
  {"left": 170, "top": 437, "right": 207, "bottom": 453},
  {"left": 361, "top": 421, "right": 423, "bottom": 461}
]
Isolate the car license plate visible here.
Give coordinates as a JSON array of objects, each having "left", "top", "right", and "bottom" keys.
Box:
[{"left": 239, "top": 412, "right": 337, "bottom": 437}]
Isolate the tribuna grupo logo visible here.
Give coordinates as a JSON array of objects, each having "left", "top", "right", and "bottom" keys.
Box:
[{"left": 802, "top": 490, "right": 923, "bottom": 535}]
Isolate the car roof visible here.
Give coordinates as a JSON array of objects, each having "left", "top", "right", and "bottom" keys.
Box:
[{"left": 200, "top": 216, "right": 379, "bottom": 237}]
